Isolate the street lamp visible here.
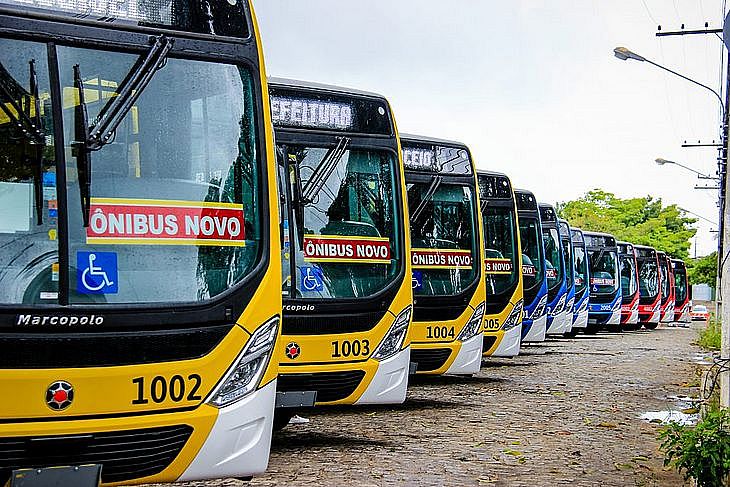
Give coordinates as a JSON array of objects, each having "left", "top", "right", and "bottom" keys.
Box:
[
  {"left": 614, "top": 47, "right": 725, "bottom": 113},
  {"left": 655, "top": 157, "right": 719, "bottom": 180}
]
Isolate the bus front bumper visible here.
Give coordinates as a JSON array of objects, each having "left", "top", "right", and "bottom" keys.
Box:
[
  {"left": 412, "top": 334, "right": 483, "bottom": 376},
  {"left": 489, "top": 325, "right": 522, "bottom": 357},
  {"left": 572, "top": 307, "right": 589, "bottom": 329},
  {"left": 522, "top": 314, "right": 547, "bottom": 342},
  {"left": 354, "top": 347, "right": 410, "bottom": 405},
  {"left": 588, "top": 307, "right": 621, "bottom": 326},
  {"left": 547, "top": 310, "right": 570, "bottom": 335},
  {"left": 180, "top": 379, "right": 276, "bottom": 481}
]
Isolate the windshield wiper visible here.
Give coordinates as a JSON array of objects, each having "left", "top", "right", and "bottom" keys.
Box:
[
  {"left": 411, "top": 175, "right": 442, "bottom": 222},
  {"left": 300, "top": 137, "right": 350, "bottom": 204},
  {"left": 73, "top": 35, "right": 173, "bottom": 226},
  {"left": 0, "top": 60, "right": 46, "bottom": 224}
]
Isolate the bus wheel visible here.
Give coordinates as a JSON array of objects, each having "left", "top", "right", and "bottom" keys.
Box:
[
  {"left": 644, "top": 322, "right": 658, "bottom": 330},
  {"left": 563, "top": 330, "right": 579, "bottom": 338},
  {"left": 584, "top": 324, "right": 599, "bottom": 335},
  {"left": 273, "top": 410, "right": 295, "bottom": 431}
]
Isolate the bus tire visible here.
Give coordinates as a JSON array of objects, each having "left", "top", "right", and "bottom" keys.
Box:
[
  {"left": 273, "top": 410, "right": 295, "bottom": 431},
  {"left": 563, "top": 330, "right": 579, "bottom": 338},
  {"left": 644, "top": 322, "right": 658, "bottom": 330}
]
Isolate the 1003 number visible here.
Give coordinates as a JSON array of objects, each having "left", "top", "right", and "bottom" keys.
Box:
[{"left": 331, "top": 339, "right": 370, "bottom": 358}]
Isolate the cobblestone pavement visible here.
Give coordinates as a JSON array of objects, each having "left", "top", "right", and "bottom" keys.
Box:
[{"left": 171, "top": 324, "right": 705, "bottom": 486}]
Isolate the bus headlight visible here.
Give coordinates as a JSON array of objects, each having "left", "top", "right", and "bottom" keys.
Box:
[
  {"left": 532, "top": 295, "right": 548, "bottom": 320},
  {"left": 372, "top": 306, "right": 412, "bottom": 361},
  {"left": 550, "top": 295, "right": 566, "bottom": 316},
  {"left": 208, "top": 317, "right": 279, "bottom": 408},
  {"left": 501, "top": 300, "right": 523, "bottom": 331},
  {"left": 457, "top": 302, "right": 485, "bottom": 341}
]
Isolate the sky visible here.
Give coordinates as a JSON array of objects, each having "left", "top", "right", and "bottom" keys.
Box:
[{"left": 252, "top": 0, "right": 728, "bottom": 257}]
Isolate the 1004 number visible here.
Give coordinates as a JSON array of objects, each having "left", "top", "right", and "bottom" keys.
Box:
[
  {"left": 426, "top": 326, "right": 455, "bottom": 339},
  {"left": 132, "top": 374, "right": 202, "bottom": 405}
]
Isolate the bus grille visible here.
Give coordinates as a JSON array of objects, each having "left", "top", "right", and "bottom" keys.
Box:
[
  {"left": 282, "top": 311, "right": 385, "bottom": 335},
  {"left": 413, "top": 304, "right": 467, "bottom": 322},
  {"left": 0, "top": 325, "right": 231, "bottom": 368},
  {"left": 277, "top": 371, "right": 366, "bottom": 403},
  {"left": 412, "top": 348, "right": 452, "bottom": 372},
  {"left": 0, "top": 425, "right": 192, "bottom": 485}
]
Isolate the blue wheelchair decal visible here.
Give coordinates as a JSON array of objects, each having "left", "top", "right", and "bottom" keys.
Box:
[
  {"left": 412, "top": 271, "right": 423, "bottom": 290},
  {"left": 77, "top": 251, "right": 118, "bottom": 294},
  {"left": 299, "top": 265, "right": 324, "bottom": 292}
]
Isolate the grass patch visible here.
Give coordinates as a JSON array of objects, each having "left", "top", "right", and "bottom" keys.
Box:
[{"left": 696, "top": 319, "right": 721, "bottom": 351}]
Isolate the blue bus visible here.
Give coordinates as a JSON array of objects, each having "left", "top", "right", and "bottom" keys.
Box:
[
  {"left": 584, "top": 231, "right": 622, "bottom": 333},
  {"left": 539, "top": 204, "right": 569, "bottom": 336},
  {"left": 569, "top": 228, "right": 590, "bottom": 335},
  {"left": 558, "top": 219, "right": 576, "bottom": 337},
  {"left": 515, "top": 190, "right": 548, "bottom": 342}
]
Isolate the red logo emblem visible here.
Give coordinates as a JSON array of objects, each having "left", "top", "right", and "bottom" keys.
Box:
[
  {"left": 285, "top": 342, "right": 301, "bottom": 360},
  {"left": 46, "top": 381, "right": 74, "bottom": 411}
]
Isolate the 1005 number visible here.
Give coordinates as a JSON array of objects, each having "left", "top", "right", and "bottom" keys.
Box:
[
  {"left": 484, "top": 318, "right": 500, "bottom": 330},
  {"left": 132, "top": 374, "right": 202, "bottom": 405}
]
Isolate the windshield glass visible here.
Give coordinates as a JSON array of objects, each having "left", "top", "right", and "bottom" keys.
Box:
[
  {"left": 408, "top": 181, "right": 477, "bottom": 297},
  {"left": 589, "top": 249, "right": 618, "bottom": 294},
  {"left": 561, "top": 238, "right": 573, "bottom": 290},
  {"left": 675, "top": 267, "right": 687, "bottom": 303},
  {"left": 573, "top": 245, "right": 587, "bottom": 295},
  {"left": 620, "top": 255, "right": 638, "bottom": 297},
  {"left": 59, "top": 47, "right": 261, "bottom": 305},
  {"left": 0, "top": 40, "right": 58, "bottom": 305},
  {"left": 519, "top": 217, "right": 544, "bottom": 292},
  {"left": 542, "top": 227, "right": 563, "bottom": 291},
  {"left": 483, "top": 206, "right": 518, "bottom": 297},
  {"left": 280, "top": 145, "right": 400, "bottom": 299},
  {"left": 659, "top": 258, "right": 670, "bottom": 298},
  {"left": 638, "top": 256, "right": 659, "bottom": 298}
]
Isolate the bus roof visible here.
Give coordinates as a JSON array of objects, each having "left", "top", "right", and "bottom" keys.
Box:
[
  {"left": 268, "top": 77, "right": 387, "bottom": 101},
  {"left": 571, "top": 228, "right": 585, "bottom": 244},
  {"left": 514, "top": 188, "right": 538, "bottom": 211},
  {"left": 400, "top": 133, "right": 468, "bottom": 150},
  {"left": 634, "top": 244, "right": 656, "bottom": 251}
]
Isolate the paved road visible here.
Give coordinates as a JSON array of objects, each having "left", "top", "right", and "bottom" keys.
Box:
[{"left": 174, "top": 324, "right": 704, "bottom": 486}]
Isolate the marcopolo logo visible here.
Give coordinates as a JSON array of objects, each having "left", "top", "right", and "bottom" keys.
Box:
[
  {"left": 16, "top": 314, "right": 104, "bottom": 327},
  {"left": 46, "top": 381, "right": 74, "bottom": 411}
]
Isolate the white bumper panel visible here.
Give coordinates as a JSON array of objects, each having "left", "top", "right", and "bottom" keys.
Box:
[
  {"left": 564, "top": 311, "right": 574, "bottom": 333},
  {"left": 606, "top": 307, "right": 621, "bottom": 325},
  {"left": 661, "top": 305, "right": 675, "bottom": 323},
  {"left": 491, "top": 325, "right": 522, "bottom": 357},
  {"left": 523, "top": 314, "right": 547, "bottom": 342},
  {"left": 547, "top": 310, "right": 569, "bottom": 335},
  {"left": 572, "top": 308, "right": 589, "bottom": 329},
  {"left": 628, "top": 308, "right": 639, "bottom": 324},
  {"left": 648, "top": 308, "right": 661, "bottom": 323},
  {"left": 355, "top": 347, "right": 410, "bottom": 405},
  {"left": 679, "top": 306, "right": 691, "bottom": 323},
  {"left": 178, "top": 379, "right": 276, "bottom": 481},
  {"left": 445, "top": 333, "right": 484, "bottom": 375}
]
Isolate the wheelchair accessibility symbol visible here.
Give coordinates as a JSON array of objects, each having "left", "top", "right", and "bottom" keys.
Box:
[
  {"left": 299, "top": 266, "right": 323, "bottom": 292},
  {"left": 77, "top": 251, "right": 118, "bottom": 294},
  {"left": 412, "top": 271, "right": 423, "bottom": 290}
]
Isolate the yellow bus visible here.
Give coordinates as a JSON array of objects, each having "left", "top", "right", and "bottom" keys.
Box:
[
  {"left": 270, "top": 79, "right": 413, "bottom": 423},
  {"left": 478, "top": 171, "right": 524, "bottom": 357},
  {"left": 401, "top": 135, "right": 485, "bottom": 375},
  {"left": 0, "top": 0, "right": 282, "bottom": 483}
]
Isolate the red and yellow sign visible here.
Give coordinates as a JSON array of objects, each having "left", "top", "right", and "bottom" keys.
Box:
[
  {"left": 484, "top": 258, "right": 513, "bottom": 275},
  {"left": 86, "top": 198, "right": 246, "bottom": 246},
  {"left": 411, "top": 248, "right": 473, "bottom": 270},
  {"left": 303, "top": 234, "right": 391, "bottom": 264}
]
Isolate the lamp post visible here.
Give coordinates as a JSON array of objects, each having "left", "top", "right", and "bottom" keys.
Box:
[
  {"left": 616, "top": 46, "right": 729, "bottom": 407},
  {"left": 655, "top": 157, "right": 719, "bottom": 180}
]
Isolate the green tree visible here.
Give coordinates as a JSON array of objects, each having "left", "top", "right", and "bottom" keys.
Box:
[
  {"left": 687, "top": 252, "right": 717, "bottom": 286},
  {"left": 557, "top": 189, "right": 696, "bottom": 260}
]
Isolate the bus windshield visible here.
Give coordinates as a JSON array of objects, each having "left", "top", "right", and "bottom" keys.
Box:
[
  {"left": 483, "top": 206, "right": 519, "bottom": 297},
  {"left": 675, "top": 266, "right": 687, "bottom": 303},
  {"left": 280, "top": 145, "right": 400, "bottom": 299},
  {"left": 574, "top": 245, "right": 587, "bottom": 295},
  {"left": 542, "top": 228, "right": 563, "bottom": 291},
  {"left": 519, "top": 217, "right": 544, "bottom": 292},
  {"left": 659, "top": 258, "right": 670, "bottom": 298},
  {"left": 0, "top": 40, "right": 264, "bottom": 306},
  {"left": 637, "top": 255, "right": 659, "bottom": 299},
  {"left": 408, "top": 181, "right": 477, "bottom": 296},
  {"left": 589, "top": 249, "right": 618, "bottom": 294},
  {"left": 561, "top": 238, "right": 573, "bottom": 289},
  {"left": 620, "top": 255, "right": 638, "bottom": 297}
]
